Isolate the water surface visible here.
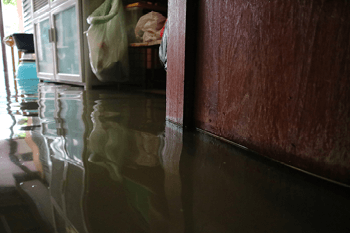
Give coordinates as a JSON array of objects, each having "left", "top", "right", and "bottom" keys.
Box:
[{"left": 0, "top": 74, "right": 349, "bottom": 233}]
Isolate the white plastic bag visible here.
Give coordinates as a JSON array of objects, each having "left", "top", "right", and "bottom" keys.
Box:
[
  {"left": 135, "top": 11, "right": 166, "bottom": 42},
  {"left": 86, "top": 0, "right": 129, "bottom": 82},
  {"left": 159, "top": 20, "right": 168, "bottom": 71}
]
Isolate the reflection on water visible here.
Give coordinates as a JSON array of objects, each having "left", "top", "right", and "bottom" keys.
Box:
[{"left": 0, "top": 75, "right": 349, "bottom": 233}]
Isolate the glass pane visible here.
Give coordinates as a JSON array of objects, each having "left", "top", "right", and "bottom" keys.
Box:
[
  {"left": 36, "top": 19, "right": 53, "bottom": 73},
  {"left": 54, "top": 6, "right": 79, "bottom": 75}
]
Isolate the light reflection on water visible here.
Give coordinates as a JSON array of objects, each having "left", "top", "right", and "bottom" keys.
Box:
[
  {"left": 0, "top": 72, "right": 39, "bottom": 140},
  {"left": 0, "top": 74, "right": 349, "bottom": 233}
]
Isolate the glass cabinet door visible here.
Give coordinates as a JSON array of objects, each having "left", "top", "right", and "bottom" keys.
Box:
[
  {"left": 35, "top": 18, "right": 54, "bottom": 76},
  {"left": 53, "top": 4, "right": 80, "bottom": 79}
]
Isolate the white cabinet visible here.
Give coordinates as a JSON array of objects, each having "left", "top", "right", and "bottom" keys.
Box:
[{"left": 33, "top": 0, "right": 103, "bottom": 88}]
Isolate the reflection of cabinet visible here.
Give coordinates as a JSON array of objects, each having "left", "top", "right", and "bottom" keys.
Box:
[
  {"left": 38, "top": 83, "right": 87, "bottom": 232},
  {"left": 33, "top": 0, "right": 104, "bottom": 88}
]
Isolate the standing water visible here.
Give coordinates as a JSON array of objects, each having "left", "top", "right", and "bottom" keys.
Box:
[{"left": 0, "top": 72, "right": 349, "bottom": 233}]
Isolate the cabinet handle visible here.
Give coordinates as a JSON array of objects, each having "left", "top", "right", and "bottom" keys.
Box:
[
  {"left": 48, "top": 29, "right": 52, "bottom": 42},
  {"left": 52, "top": 28, "right": 56, "bottom": 43},
  {"left": 48, "top": 28, "right": 56, "bottom": 43}
]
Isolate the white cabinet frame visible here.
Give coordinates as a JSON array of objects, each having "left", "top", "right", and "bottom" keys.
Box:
[
  {"left": 51, "top": 0, "right": 83, "bottom": 83},
  {"left": 33, "top": 12, "right": 55, "bottom": 80}
]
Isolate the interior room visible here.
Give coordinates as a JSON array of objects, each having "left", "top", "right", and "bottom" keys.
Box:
[{"left": 0, "top": 0, "right": 349, "bottom": 232}]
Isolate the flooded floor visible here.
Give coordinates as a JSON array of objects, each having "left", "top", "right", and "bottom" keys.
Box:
[{"left": 0, "top": 73, "right": 349, "bottom": 233}]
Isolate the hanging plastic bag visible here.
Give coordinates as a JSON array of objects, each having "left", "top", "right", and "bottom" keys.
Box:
[
  {"left": 86, "top": 0, "right": 129, "bottom": 82},
  {"left": 135, "top": 11, "right": 166, "bottom": 42},
  {"left": 159, "top": 19, "right": 167, "bottom": 38},
  {"left": 159, "top": 20, "right": 168, "bottom": 71}
]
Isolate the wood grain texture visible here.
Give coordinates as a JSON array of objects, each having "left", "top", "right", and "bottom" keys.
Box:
[
  {"left": 194, "top": 0, "right": 350, "bottom": 184},
  {"left": 166, "top": 0, "right": 187, "bottom": 125}
]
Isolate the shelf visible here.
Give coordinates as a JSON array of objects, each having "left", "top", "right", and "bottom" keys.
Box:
[
  {"left": 129, "top": 40, "right": 162, "bottom": 48},
  {"left": 125, "top": 1, "right": 167, "bottom": 13}
]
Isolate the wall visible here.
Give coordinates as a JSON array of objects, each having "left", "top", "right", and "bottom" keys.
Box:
[
  {"left": 193, "top": 0, "right": 350, "bottom": 184},
  {"left": 16, "top": 0, "right": 24, "bottom": 32}
]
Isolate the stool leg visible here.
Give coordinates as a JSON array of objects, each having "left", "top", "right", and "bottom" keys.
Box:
[
  {"left": 18, "top": 51, "right": 22, "bottom": 61},
  {"left": 11, "top": 46, "right": 16, "bottom": 76}
]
